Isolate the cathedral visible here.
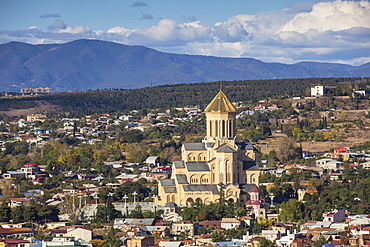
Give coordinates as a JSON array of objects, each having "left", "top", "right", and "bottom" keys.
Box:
[{"left": 156, "top": 89, "right": 261, "bottom": 206}]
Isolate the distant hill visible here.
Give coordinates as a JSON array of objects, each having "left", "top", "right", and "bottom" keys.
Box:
[{"left": 0, "top": 39, "right": 369, "bottom": 92}]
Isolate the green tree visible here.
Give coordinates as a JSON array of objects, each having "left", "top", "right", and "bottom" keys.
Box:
[
  {"left": 11, "top": 206, "right": 25, "bottom": 223},
  {"left": 95, "top": 197, "right": 122, "bottom": 223},
  {"left": 103, "top": 228, "right": 123, "bottom": 247},
  {"left": 314, "top": 235, "right": 328, "bottom": 247},
  {"left": 23, "top": 204, "right": 38, "bottom": 223},
  {"left": 0, "top": 201, "right": 11, "bottom": 222},
  {"left": 211, "top": 230, "right": 226, "bottom": 242},
  {"left": 279, "top": 199, "right": 304, "bottom": 222},
  {"left": 258, "top": 237, "right": 275, "bottom": 247}
]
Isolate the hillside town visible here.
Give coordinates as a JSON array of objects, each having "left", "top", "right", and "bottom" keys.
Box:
[{"left": 1, "top": 84, "right": 370, "bottom": 247}]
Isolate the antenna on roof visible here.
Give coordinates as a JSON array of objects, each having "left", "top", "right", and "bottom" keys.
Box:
[{"left": 220, "top": 81, "right": 223, "bottom": 91}]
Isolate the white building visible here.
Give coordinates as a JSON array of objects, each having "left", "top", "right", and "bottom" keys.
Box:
[
  {"left": 221, "top": 218, "right": 242, "bottom": 230},
  {"left": 316, "top": 158, "right": 343, "bottom": 170},
  {"left": 311, "top": 85, "right": 325, "bottom": 97}
]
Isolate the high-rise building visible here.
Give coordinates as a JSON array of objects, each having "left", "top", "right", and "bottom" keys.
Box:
[{"left": 156, "top": 89, "right": 261, "bottom": 206}]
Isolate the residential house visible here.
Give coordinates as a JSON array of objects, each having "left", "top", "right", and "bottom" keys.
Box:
[
  {"left": 157, "top": 241, "right": 182, "bottom": 247},
  {"left": 275, "top": 230, "right": 296, "bottom": 247},
  {"left": 298, "top": 188, "right": 318, "bottom": 201},
  {"left": 322, "top": 210, "right": 346, "bottom": 223},
  {"left": 311, "top": 85, "right": 326, "bottom": 97},
  {"left": 0, "top": 228, "right": 34, "bottom": 239},
  {"left": 51, "top": 226, "right": 92, "bottom": 241},
  {"left": 145, "top": 156, "right": 160, "bottom": 167},
  {"left": 41, "top": 237, "right": 88, "bottom": 247},
  {"left": 9, "top": 198, "right": 29, "bottom": 208},
  {"left": 327, "top": 172, "right": 342, "bottom": 181},
  {"left": 127, "top": 236, "right": 154, "bottom": 247},
  {"left": 0, "top": 239, "right": 30, "bottom": 247},
  {"left": 198, "top": 220, "right": 222, "bottom": 230},
  {"left": 261, "top": 230, "right": 281, "bottom": 241},
  {"left": 349, "top": 234, "right": 370, "bottom": 247},
  {"left": 291, "top": 236, "right": 314, "bottom": 247},
  {"left": 316, "top": 159, "right": 343, "bottom": 170},
  {"left": 360, "top": 161, "right": 370, "bottom": 169},
  {"left": 3, "top": 171, "right": 25, "bottom": 179},
  {"left": 143, "top": 226, "right": 171, "bottom": 238},
  {"left": 27, "top": 114, "right": 48, "bottom": 122},
  {"left": 20, "top": 163, "right": 41, "bottom": 178},
  {"left": 172, "top": 220, "right": 196, "bottom": 237},
  {"left": 220, "top": 218, "right": 243, "bottom": 230},
  {"left": 119, "top": 115, "right": 134, "bottom": 122},
  {"left": 64, "top": 226, "right": 93, "bottom": 241}
]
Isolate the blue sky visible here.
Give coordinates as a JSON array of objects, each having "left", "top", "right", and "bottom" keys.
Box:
[{"left": 1, "top": 0, "right": 369, "bottom": 65}]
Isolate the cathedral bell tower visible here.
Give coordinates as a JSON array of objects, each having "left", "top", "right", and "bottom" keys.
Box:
[{"left": 204, "top": 90, "right": 237, "bottom": 139}]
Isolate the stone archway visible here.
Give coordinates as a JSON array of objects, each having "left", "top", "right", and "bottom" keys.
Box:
[
  {"left": 195, "top": 198, "right": 203, "bottom": 204},
  {"left": 186, "top": 198, "right": 194, "bottom": 206}
]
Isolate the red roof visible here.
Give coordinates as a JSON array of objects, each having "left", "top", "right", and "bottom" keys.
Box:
[
  {"left": 22, "top": 163, "right": 39, "bottom": 167},
  {"left": 245, "top": 200, "right": 264, "bottom": 205},
  {"left": 330, "top": 240, "right": 343, "bottom": 245},
  {"left": 250, "top": 186, "right": 260, "bottom": 193},
  {"left": 334, "top": 147, "right": 348, "bottom": 153},
  {"left": 0, "top": 228, "right": 13, "bottom": 234},
  {"left": 199, "top": 220, "right": 221, "bottom": 228},
  {"left": 0, "top": 239, "right": 30, "bottom": 244}
]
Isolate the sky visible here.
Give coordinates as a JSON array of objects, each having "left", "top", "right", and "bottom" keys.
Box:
[{"left": 0, "top": 0, "right": 369, "bottom": 66}]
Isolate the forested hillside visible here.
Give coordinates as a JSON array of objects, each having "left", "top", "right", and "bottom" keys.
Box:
[{"left": 1, "top": 77, "right": 365, "bottom": 116}]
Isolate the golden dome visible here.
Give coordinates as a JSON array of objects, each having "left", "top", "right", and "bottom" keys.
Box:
[{"left": 204, "top": 90, "right": 237, "bottom": 113}]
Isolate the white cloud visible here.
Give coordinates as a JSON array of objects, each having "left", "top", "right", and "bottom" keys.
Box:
[
  {"left": 277, "top": 0, "right": 370, "bottom": 33},
  {"left": 57, "top": 25, "right": 92, "bottom": 34},
  {"left": 0, "top": 0, "right": 369, "bottom": 65}
]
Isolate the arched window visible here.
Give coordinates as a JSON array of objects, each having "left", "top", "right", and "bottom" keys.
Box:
[
  {"left": 212, "top": 166, "right": 215, "bottom": 182},
  {"left": 229, "top": 120, "right": 232, "bottom": 137},
  {"left": 188, "top": 153, "right": 195, "bottom": 162},
  {"left": 195, "top": 198, "right": 203, "bottom": 204},
  {"left": 186, "top": 198, "right": 194, "bottom": 206},
  {"left": 215, "top": 121, "right": 218, "bottom": 137},
  {"left": 190, "top": 175, "right": 198, "bottom": 184},
  {"left": 225, "top": 160, "right": 229, "bottom": 183},
  {"left": 200, "top": 175, "right": 209, "bottom": 184},
  {"left": 222, "top": 120, "right": 225, "bottom": 137},
  {"left": 198, "top": 153, "right": 205, "bottom": 161}
]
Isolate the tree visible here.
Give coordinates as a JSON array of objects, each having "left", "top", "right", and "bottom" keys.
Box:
[
  {"left": 0, "top": 201, "right": 11, "bottom": 222},
  {"left": 211, "top": 230, "right": 226, "bottom": 242},
  {"left": 95, "top": 197, "right": 122, "bottom": 223},
  {"left": 314, "top": 235, "right": 328, "bottom": 247},
  {"left": 258, "top": 237, "right": 275, "bottom": 247},
  {"left": 128, "top": 205, "right": 143, "bottom": 218},
  {"left": 279, "top": 199, "right": 304, "bottom": 222},
  {"left": 103, "top": 228, "right": 123, "bottom": 247},
  {"left": 277, "top": 137, "right": 297, "bottom": 162},
  {"left": 23, "top": 204, "right": 38, "bottom": 224},
  {"left": 11, "top": 206, "right": 25, "bottom": 223}
]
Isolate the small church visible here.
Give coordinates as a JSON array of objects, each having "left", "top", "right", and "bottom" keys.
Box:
[{"left": 156, "top": 89, "right": 261, "bottom": 207}]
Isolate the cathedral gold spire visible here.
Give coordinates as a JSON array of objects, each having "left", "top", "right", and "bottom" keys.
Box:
[
  {"left": 204, "top": 90, "right": 237, "bottom": 113},
  {"left": 204, "top": 90, "right": 237, "bottom": 139}
]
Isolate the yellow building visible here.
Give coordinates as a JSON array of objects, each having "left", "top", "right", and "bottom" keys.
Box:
[{"left": 156, "top": 90, "right": 261, "bottom": 205}]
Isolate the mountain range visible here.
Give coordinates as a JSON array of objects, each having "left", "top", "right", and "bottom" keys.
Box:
[{"left": 0, "top": 39, "right": 369, "bottom": 92}]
